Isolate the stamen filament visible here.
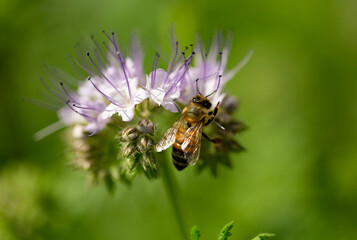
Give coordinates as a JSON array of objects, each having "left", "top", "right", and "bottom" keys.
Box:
[
  {"left": 151, "top": 53, "right": 159, "bottom": 88},
  {"left": 116, "top": 52, "right": 133, "bottom": 103},
  {"left": 86, "top": 52, "right": 125, "bottom": 98},
  {"left": 87, "top": 77, "right": 124, "bottom": 108},
  {"left": 107, "top": 31, "right": 133, "bottom": 103},
  {"left": 66, "top": 100, "right": 95, "bottom": 121},
  {"left": 73, "top": 103, "right": 101, "bottom": 111},
  {"left": 60, "top": 82, "right": 76, "bottom": 103},
  {"left": 73, "top": 58, "right": 96, "bottom": 76},
  {"left": 153, "top": 53, "right": 159, "bottom": 88},
  {"left": 164, "top": 41, "right": 179, "bottom": 86},
  {"left": 205, "top": 75, "right": 222, "bottom": 98}
]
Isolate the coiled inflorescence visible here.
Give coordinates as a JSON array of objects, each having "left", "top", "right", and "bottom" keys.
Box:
[
  {"left": 116, "top": 119, "right": 158, "bottom": 184},
  {"left": 38, "top": 30, "right": 251, "bottom": 190}
]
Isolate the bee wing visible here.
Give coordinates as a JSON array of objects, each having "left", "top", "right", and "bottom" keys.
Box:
[
  {"left": 155, "top": 115, "right": 186, "bottom": 152},
  {"left": 181, "top": 119, "right": 204, "bottom": 166}
]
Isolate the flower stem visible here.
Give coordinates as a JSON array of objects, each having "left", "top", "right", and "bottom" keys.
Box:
[{"left": 161, "top": 153, "right": 188, "bottom": 240}]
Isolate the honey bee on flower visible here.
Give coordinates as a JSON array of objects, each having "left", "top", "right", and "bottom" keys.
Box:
[
  {"left": 156, "top": 34, "right": 252, "bottom": 171},
  {"left": 34, "top": 29, "right": 251, "bottom": 188}
]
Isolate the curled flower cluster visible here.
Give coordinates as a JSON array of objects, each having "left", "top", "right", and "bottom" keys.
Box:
[
  {"left": 40, "top": 30, "right": 251, "bottom": 189},
  {"left": 116, "top": 119, "right": 158, "bottom": 184}
]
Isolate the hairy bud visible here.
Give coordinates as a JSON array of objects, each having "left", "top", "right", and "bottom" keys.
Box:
[
  {"left": 137, "top": 136, "right": 154, "bottom": 152},
  {"left": 121, "top": 127, "right": 140, "bottom": 141},
  {"left": 119, "top": 157, "right": 138, "bottom": 185},
  {"left": 141, "top": 152, "right": 158, "bottom": 179},
  {"left": 137, "top": 119, "right": 157, "bottom": 134},
  {"left": 121, "top": 142, "right": 136, "bottom": 157}
]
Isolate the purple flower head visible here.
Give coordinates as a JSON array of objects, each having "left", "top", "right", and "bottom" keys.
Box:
[
  {"left": 81, "top": 31, "right": 149, "bottom": 122},
  {"left": 179, "top": 34, "right": 252, "bottom": 107},
  {"left": 58, "top": 80, "right": 109, "bottom": 134},
  {"left": 145, "top": 41, "right": 195, "bottom": 113}
]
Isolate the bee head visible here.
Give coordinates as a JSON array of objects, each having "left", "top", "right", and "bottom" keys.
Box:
[{"left": 191, "top": 95, "right": 212, "bottom": 109}]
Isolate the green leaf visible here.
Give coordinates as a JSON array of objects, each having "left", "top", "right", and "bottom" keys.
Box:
[
  {"left": 191, "top": 226, "right": 201, "bottom": 240},
  {"left": 218, "top": 221, "right": 234, "bottom": 240},
  {"left": 251, "top": 233, "right": 275, "bottom": 240}
]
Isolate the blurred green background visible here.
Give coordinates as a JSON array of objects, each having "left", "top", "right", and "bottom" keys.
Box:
[{"left": 1, "top": 0, "right": 357, "bottom": 239}]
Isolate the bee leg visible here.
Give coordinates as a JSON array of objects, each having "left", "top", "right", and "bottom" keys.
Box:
[
  {"left": 205, "top": 102, "right": 220, "bottom": 126},
  {"left": 202, "top": 132, "right": 222, "bottom": 144}
]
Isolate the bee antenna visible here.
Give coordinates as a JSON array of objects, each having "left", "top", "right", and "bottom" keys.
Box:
[
  {"left": 205, "top": 74, "right": 222, "bottom": 98},
  {"left": 195, "top": 78, "right": 203, "bottom": 96}
]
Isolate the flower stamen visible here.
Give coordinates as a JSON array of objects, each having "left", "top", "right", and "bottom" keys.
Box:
[
  {"left": 205, "top": 75, "right": 222, "bottom": 98},
  {"left": 164, "top": 59, "right": 189, "bottom": 98},
  {"left": 163, "top": 41, "right": 179, "bottom": 87},
  {"left": 90, "top": 35, "right": 106, "bottom": 59},
  {"left": 195, "top": 78, "right": 203, "bottom": 96},
  {"left": 151, "top": 52, "right": 160, "bottom": 89},
  {"left": 86, "top": 52, "right": 125, "bottom": 99},
  {"left": 87, "top": 77, "right": 124, "bottom": 108},
  {"left": 72, "top": 103, "right": 102, "bottom": 111},
  {"left": 103, "top": 30, "right": 133, "bottom": 103},
  {"left": 66, "top": 100, "right": 95, "bottom": 121},
  {"left": 60, "top": 82, "right": 76, "bottom": 103},
  {"left": 116, "top": 52, "right": 133, "bottom": 103},
  {"left": 73, "top": 58, "right": 96, "bottom": 76}
]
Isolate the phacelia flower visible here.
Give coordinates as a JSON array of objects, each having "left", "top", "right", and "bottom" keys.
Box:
[
  {"left": 46, "top": 33, "right": 149, "bottom": 136},
  {"left": 145, "top": 41, "right": 194, "bottom": 113},
  {"left": 116, "top": 119, "right": 158, "bottom": 184},
  {"left": 58, "top": 80, "right": 109, "bottom": 134},
  {"left": 83, "top": 32, "right": 149, "bottom": 122},
  {"left": 179, "top": 34, "right": 252, "bottom": 107}
]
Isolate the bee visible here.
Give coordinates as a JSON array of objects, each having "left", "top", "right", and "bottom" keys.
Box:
[{"left": 155, "top": 78, "right": 222, "bottom": 170}]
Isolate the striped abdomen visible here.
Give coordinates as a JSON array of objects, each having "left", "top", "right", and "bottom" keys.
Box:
[{"left": 172, "top": 126, "right": 196, "bottom": 170}]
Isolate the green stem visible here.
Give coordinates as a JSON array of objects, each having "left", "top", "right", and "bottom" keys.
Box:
[{"left": 161, "top": 154, "right": 188, "bottom": 240}]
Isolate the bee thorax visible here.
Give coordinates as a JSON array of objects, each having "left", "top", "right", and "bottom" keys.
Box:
[{"left": 186, "top": 106, "right": 206, "bottom": 123}]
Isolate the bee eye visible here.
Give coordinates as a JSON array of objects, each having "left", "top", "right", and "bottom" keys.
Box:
[
  {"left": 193, "top": 98, "right": 198, "bottom": 103},
  {"left": 203, "top": 101, "right": 211, "bottom": 108}
]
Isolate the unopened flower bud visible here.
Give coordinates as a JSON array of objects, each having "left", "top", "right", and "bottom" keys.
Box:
[
  {"left": 221, "top": 95, "right": 239, "bottom": 114},
  {"left": 137, "top": 119, "right": 157, "bottom": 134},
  {"left": 142, "top": 152, "right": 156, "bottom": 166},
  {"left": 119, "top": 157, "right": 138, "bottom": 185},
  {"left": 137, "top": 136, "right": 154, "bottom": 152},
  {"left": 121, "top": 143, "right": 136, "bottom": 157},
  {"left": 122, "top": 127, "right": 140, "bottom": 141},
  {"left": 141, "top": 152, "right": 157, "bottom": 179}
]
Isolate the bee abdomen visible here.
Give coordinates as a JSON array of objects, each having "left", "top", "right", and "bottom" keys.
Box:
[{"left": 172, "top": 145, "right": 188, "bottom": 171}]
